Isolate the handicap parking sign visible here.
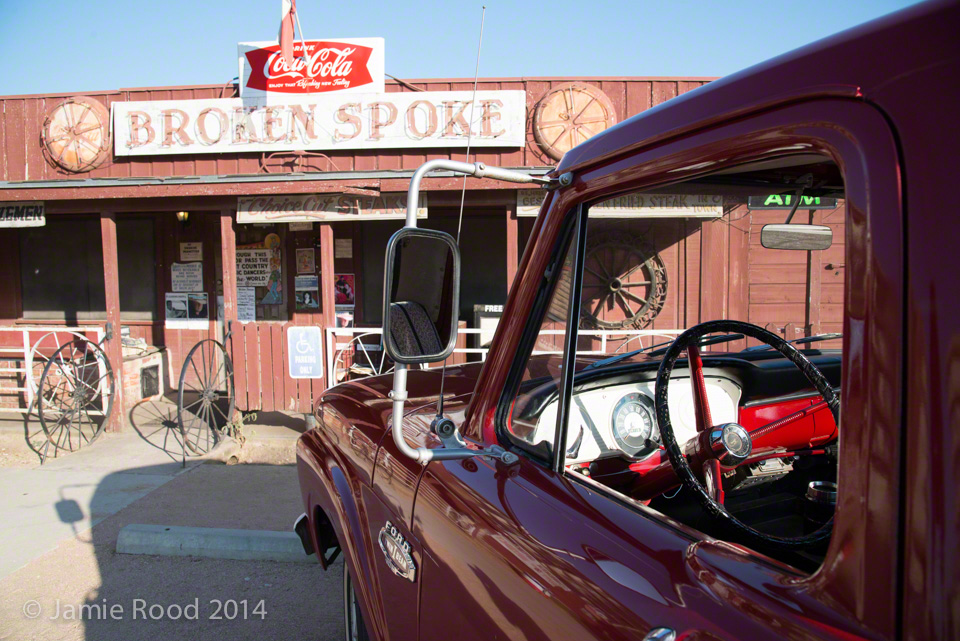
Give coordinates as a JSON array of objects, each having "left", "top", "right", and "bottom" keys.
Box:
[{"left": 287, "top": 326, "right": 323, "bottom": 379}]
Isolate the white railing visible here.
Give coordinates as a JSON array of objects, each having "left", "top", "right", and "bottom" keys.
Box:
[
  {"left": 0, "top": 326, "right": 106, "bottom": 414},
  {"left": 325, "top": 327, "right": 684, "bottom": 384}
]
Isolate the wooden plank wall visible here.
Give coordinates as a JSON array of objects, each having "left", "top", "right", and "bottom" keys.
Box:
[
  {"left": 0, "top": 79, "right": 710, "bottom": 181},
  {"left": 747, "top": 204, "right": 846, "bottom": 348}
]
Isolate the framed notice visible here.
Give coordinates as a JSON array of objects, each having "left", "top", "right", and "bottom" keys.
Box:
[
  {"left": 171, "top": 262, "right": 204, "bottom": 292},
  {"left": 179, "top": 242, "right": 203, "bottom": 261},
  {"left": 334, "top": 239, "right": 353, "bottom": 259},
  {"left": 296, "top": 248, "right": 316, "bottom": 274}
]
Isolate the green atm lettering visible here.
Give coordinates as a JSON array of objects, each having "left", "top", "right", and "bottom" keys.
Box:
[{"left": 763, "top": 195, "right": 822, "bottom": 206}]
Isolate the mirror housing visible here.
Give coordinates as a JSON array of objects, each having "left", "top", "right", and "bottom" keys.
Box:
[
  {"left": 761, "top": 224, "right": 833, "bottom": 251},
  {"left": 382, "top": 228, "right": 460, "bottom": 365}
]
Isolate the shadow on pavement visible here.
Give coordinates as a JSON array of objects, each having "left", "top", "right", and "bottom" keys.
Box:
[{"left": 2, "top": 459, "right": 343, "bottom": 640}]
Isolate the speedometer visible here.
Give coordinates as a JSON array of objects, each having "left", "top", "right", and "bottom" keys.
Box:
[{"left": 611, "top": 392, "right": 659, "bottom": 457}]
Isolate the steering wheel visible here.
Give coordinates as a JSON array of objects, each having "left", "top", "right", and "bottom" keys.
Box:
[{"left": 654, "top": 319, "right": 840, "bottom": 549}]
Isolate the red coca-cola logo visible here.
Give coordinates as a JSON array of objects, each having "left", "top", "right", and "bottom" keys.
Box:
[{"left": 244, "top": 41, "right": 374, "bottom": 93}]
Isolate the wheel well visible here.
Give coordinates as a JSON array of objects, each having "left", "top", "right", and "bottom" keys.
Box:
[{"left": 313, "top": 504, "right": 342, "bottom": 569}]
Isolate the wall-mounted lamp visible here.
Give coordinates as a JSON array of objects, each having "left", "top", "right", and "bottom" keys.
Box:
[{"left": 176, "top": 211, "right": 189, "bottom": 222}]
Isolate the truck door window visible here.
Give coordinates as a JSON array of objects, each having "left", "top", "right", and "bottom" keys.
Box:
[{"left": 508, "top": 236, "right": 578, "bottom": 451}]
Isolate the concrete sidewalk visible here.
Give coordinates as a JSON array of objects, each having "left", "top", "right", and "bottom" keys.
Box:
[
  {"left": 0, "top": 430, "right": 202, "bottom": 580},
  {"left": 0, "top": 400, "right": 309, "bottom": 580}
]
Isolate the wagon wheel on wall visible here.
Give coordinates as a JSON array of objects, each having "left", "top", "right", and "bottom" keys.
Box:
[
  {"left": 581, "top": 234, "right": 668, "bottom": 329},
  {"left": 177, "top": 339, "right": 236, "bottom": 455},
  {"left": 37, "top": 338, "right": 115, "bottom": 452}
]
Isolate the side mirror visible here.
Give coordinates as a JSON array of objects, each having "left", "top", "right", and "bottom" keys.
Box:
[
  {"left": 382, "top": 228, "right": 460, "bottom": 364},
  {"left": 761, "top": 224, "right": 833, "bottom": 251}
]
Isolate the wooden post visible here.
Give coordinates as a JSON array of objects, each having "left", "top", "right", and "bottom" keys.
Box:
[
  {"left": 100, "top": 212, "right": 124, "bottom": 432},
  {"left": 699, "top": 216, "right": 730, "bottom": 324},
  {"left": 219, "top": 210, "right": 238, "bottom": 326},
  {"left": 318, "top": 223, "right": 336, "bottom": 327},
  {"left": 506, "top": 199, "right": 519, "bottom": 293}
]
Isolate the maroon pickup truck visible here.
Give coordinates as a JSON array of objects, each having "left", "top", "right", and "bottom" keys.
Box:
[{"left": 295, "top": 2, "right": 959, "bottom": 639}]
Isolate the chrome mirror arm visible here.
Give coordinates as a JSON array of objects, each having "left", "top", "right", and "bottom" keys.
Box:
[
  {"left": 390, "top": 160, "right": 545, "bottom": 464},
  {"left": 405, "top": 159, "right": 551, "bottom": 228}
]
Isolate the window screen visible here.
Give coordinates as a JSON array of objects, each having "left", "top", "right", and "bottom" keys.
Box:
[
  {"left": 20, "top": 215, "right": 157, "bottom": 321},
  {"left": 19, "top": 217, "right": 106, "bottom": 321}
]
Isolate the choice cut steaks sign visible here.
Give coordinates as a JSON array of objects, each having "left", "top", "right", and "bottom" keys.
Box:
[
  {"left": 113, "top": 91, "right": 525, "bottom": 156},
  {"left": 238, "top": 38, "right": 385, "bottom": 98}
]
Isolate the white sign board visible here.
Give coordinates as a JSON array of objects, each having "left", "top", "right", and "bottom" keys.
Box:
[
  {"left": 236, "top": 249, "right": 273, "bottom": 286},
  {"left": 238, "top": 38, "right": 385, "bottom": 100},
  {"left": 0, "top": 202, "right": 45, "bottom": 228},
  {"left": 113, "top": 91, "right": 526, "bottom": 156},
  {"left": 179, "top": 241, "right": 203, "bottom": 261},
  {"left": 287, "top": 326, "right": 323, "bottom": 379},
  {"left": 237, "top": 287, "right": 257, "bottom": 322},
  {"left": 517, "top": 191, "right": 724, "bottom": 218},
  {"left": 171, "top": 262, "right": 204, "bottom": 292},
  {"left": 238, "top": 192, "right": 427, "bottom": 224}
]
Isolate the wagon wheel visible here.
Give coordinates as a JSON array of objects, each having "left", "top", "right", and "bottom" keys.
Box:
[
  {"left": 37, "top": 338, "right": 115, "bottom": 452},
  {"left": 581, "top": 235, "right": 667, "bottom": 329},
  {"left": 177, "top": 339, "right": 235, "bottom": 455},
  {"left": 533, "top": 82, "right": 617, "bottom": 161},
  {"left": 333, "top": 332, "right": 394, "bottom": 383}
]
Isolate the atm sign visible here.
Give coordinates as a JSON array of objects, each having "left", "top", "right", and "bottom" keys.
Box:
[{"left": 748, "top": 195, "right": 838, "bottom": 210}]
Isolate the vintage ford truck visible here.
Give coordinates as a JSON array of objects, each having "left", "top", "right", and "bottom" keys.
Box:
[{"left": 295, "top": 1, "right": 958, "bottom": 639}]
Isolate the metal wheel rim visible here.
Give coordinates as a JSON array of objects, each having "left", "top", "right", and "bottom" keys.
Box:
[
  {"left": 333, "top": 332, "right": 394, "bottom": 383},
  {"left": 177, "top": 339, "right": 235, "bottom": 455},
  {"left": 37, "top": 338, "right": 114, "bottom": 453},
  {"left": 582, "top": 240, "right": 662, "bottom": 329}
]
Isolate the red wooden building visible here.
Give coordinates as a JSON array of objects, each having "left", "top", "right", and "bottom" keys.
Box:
[{"left": 0, "top": 76, "right": 844, "bottom": 428}]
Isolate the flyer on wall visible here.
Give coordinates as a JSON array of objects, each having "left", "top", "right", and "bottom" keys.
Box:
[{"left": 295, "top": 275, "right": 320, "bottom": 309}]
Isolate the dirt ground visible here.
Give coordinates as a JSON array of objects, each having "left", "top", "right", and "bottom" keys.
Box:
[{"left": 0, "top": 464, "right": 345, "bottom": 641}]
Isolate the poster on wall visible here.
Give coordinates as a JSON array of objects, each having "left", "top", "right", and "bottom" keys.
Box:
[
  {"left": 236, "top": 249, "right": 273, "bottom": 286},
  {"left": 179, "top": 242, "right": 203, "bottom": 261},
  {"left": 188, "top": 293, "right": 209, "bottom": 319},
  {"left": 165, "top": 293, "right": 208, "bottom": 329},
  {"left": 295, "top": 275, "right": 320, "bottom": 309},
  {"left": 334, "top": 274, "right": 355, "bottom": 307},
  {"left": 296, "top": 248, "right": 316, "bottom": 274},
  {"left": 171, "top": 262, "right": 204, "bottom": 292},
  {"left": 237, "top": 287, "right": 257, "bottom": 322},
  {"left": 335, "top": 308, "right": 354, "bottom": 328}
]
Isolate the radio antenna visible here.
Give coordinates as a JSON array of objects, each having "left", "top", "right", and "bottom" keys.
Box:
[
  {"left": 456, "top": 5, "right": 486, "bottom": 243},
  {"left": 437, "top": 5, "right": 486, "bottom": 420}
]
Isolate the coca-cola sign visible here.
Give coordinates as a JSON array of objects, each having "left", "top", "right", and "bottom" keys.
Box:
[{"left": 239, "top": 38, "right": 384, "bottom": 98}]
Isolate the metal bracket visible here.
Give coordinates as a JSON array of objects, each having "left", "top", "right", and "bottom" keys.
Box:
[{"left": 485, "top": 445, "right": 519, "bottom": 465}]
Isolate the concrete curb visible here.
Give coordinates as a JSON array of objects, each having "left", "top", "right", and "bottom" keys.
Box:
[{"left": 116, "top": 524, "right": 317, "bottom": 564}]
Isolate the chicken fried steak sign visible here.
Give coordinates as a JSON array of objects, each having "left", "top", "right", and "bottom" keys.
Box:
[{"left": 112, "top": 91, "right": 526, "bottom": 156}]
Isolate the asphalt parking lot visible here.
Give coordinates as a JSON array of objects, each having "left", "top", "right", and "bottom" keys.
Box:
[{"left": 0, "top": 413, "right": 345, "bottom": 641}]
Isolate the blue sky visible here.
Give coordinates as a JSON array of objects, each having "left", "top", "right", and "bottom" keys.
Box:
[{"left": 0, "top": 0, "right": 921, "bottom": 95}]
